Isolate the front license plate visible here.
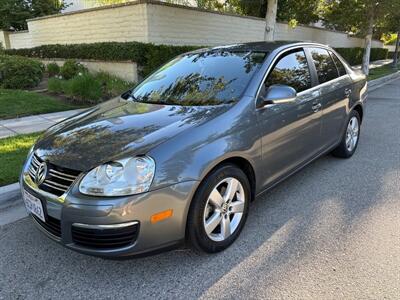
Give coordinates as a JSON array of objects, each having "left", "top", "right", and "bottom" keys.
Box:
[{"left": 23, "top": 190, "right": 45, "bottom": 222}]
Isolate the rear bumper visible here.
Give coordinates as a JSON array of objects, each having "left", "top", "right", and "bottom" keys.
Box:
[{"left": 20, "top": 166, "right": 198, "bottom": 257}]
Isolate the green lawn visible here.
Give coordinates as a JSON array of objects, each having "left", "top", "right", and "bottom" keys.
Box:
[
  {"left": 0, "top": 89, "right": 80, "bottom": 120},
  {"left": 368, "top": 63, "right": 399, "bottom": 81},
  {"left": 0, "top": 133, "right": 42, "bottom": 186}
]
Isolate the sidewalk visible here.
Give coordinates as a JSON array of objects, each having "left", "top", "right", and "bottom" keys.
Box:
[
  {"left": 0, "top": 109, "right": 84, "bottom": 138},
  {"left": 353, "top": 59, "right": 393, "bottom": 70}
]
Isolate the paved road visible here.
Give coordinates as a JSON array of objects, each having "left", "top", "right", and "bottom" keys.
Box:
[{"left": 1, "top": 80, "right": 400, "bottom": 299}]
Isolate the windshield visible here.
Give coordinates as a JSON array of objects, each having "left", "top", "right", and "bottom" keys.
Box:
[{"left": 129, "top": 50, "right": 267, "bottom": 106}]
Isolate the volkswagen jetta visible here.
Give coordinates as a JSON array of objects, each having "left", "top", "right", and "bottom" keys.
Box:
[{"left": 20, "top": 41, "right": 367, "bottom": 257}]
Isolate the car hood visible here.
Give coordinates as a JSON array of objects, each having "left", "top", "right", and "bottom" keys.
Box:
[{"left": 34, "top": 97, "right": 229, "bottom": 171}]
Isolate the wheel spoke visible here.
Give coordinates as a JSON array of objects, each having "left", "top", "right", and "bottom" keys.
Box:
[
  {"left": 205, "top": 212, "right": 222, "bottom": 235},
  {"left": 221, "top": 216, "right": 231, "bottom": 239},
  {"left": 351, "top": 118, "right": 357, "bottom": 130},
  {"left": 230, "top": 201, "right": 244, "bottom": 213},
  {"left": 209, "top": 188, "right": 224, "bottom": 208},
  {"left": 224, "top": 178, "right": 239, "bottom": 202}
]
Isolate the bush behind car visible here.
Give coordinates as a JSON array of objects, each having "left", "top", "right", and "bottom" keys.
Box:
[{"left": 0, "top": 55, "right": 44, "bottom": 89}]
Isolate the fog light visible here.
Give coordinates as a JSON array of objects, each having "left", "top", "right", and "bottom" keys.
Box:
[{"left": 151, "top": 209, "right": 173, "bottom": 224}]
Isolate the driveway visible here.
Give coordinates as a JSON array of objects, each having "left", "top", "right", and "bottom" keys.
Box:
[{"left": 0, "top": 79, "right": 399, "bottom": 299}]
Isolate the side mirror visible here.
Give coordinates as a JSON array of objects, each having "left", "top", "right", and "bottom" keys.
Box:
[{"left": 260, "top": 84, "right": 297, "bottom": 106}]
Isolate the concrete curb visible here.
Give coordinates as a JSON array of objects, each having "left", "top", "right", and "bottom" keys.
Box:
[
  {"left": 0, "top": 183, "right": 21, "bottom": 207},
  {"left": 368, "top": 71, "right": 400, "bottom": 92},
  {"left": 0, "top": 71, "right": 399, "bottom": 205}
]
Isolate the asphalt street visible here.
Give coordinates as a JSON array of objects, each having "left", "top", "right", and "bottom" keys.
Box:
[{"left": 1, "top": 79, "right": 399, "bottom": 299}]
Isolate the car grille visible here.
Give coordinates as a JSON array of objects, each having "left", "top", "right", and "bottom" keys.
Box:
[
  {"left": 28, "top": 153, "right": 81, "bottom": 197},
  {"left": 71, "top": 223, "right": 140, "bottom": 249},
  {"left": 32, "top": 214, "right": 62, "bottom": 238}
]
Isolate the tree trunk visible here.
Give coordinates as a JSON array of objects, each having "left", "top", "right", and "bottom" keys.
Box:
[
  {"left": 362, "top": 10, "right": 374, "bottom": 75},
  {"left": 264, "top": 0, "right": 278, "bottom": 41},
  {"left": 393, "top": 31, "right": 400, "bottom": 68}
]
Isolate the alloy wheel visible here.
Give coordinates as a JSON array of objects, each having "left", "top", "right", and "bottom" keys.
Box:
[
  {"left": 345, "top": 116, "right": 359, "bottom": 152},
  {"left": 203, "top": 177, "right": 246, "bottom": 242}
]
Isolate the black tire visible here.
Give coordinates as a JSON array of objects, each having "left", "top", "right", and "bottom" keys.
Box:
[
  {"left": 332, "top": 110, "right": 361, "bottom": 158},
  {"left": 187, "top": 164, "right": 251, "bottom": 253}
]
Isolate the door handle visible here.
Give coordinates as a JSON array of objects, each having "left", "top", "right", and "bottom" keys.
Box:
[
  {"left": 312, "top": 103, "right": 322, "bottom": 112},
  {"left": 344, "top": 88, "right": 352, "bottom": 97}
]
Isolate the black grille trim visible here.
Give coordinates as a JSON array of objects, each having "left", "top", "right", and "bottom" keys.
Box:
[
  {"left": 32, "top": 214, "right": 61, "bottom": 238},
  {"left": 29, "top": 154, "right": 81, "bottom": 197},
  {"left": 71, "top": 223, "right": 139, "bottom": 249}
]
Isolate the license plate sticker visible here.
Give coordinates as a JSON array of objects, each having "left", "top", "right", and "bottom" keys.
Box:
[{"left": 23, "top": 190, "right": 45, "bottom": 222}]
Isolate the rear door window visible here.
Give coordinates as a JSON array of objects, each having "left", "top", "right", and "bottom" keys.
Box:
[
  {"left": 330, "top": 51, "right": 347, "bottom": 76},
  {"left": 310, "top": 48, "right": 339, "bottom": 84},
  {"left": 264, "top": 49, "right": 312, "bottom": 93}
]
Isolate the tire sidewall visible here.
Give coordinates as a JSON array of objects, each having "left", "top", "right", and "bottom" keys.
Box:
[{"left": 187, "top": 164, "right": 251, "bottom": 253}]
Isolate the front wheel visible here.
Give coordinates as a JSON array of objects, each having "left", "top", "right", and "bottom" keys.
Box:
[
  {"left": 332, "top": 110, "right": 361, "bottom": 158},
  {"left": 187, "top": 164, "right": 250, "bottom": 253}
]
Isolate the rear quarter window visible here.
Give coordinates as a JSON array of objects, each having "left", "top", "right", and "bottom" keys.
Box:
[
  {"left": 330, "top": 51, "right": 347, "bottom": 76},
  {"left": 310, "top": 48, "right": 339, "bottom": 84}
]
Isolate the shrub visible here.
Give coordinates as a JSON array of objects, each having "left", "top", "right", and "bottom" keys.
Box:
[
  {"left": 4, "top": 42, "right": 201, "bottom": 77},
  {"left": 335, "top": 47, "right": 388, "bottom": 65},
  {"left": 0, "top": 55, "right": 44, "bottom": 89},
  {"left": 94, "top": 71, "right": 133, "bottom": 97},
  {"left": 60, "top": 59, "right": 87, "bottom": 80},
  {"left": 47, "top": 62, "right": 60, "bottom": 77},
  {"left": 64, "top": 73, "right": 102, "bottom": 103},
  {"left": 48, "top": 77, "right": 64, "bottom": 93}
]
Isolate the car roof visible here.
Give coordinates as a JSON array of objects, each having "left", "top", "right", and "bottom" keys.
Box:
[{"left": 196, "top": 41, "right": 329, "bottom": 53}]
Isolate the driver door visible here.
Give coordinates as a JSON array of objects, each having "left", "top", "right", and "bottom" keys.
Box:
[{"left": 256, "top": 48, "right": 323, "bottom": 188}]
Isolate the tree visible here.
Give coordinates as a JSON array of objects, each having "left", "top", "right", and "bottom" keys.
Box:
[
  {"left": 0, "top": 0, "right": 68, "bottom": 31},
  {"left": 264, "top": 0, "right": 277, "bottom": 41},
  {"left": 323, "top": 0, "right": 400, "bottom": 75},
  {"left": 379, "top": 8, "right": 400, "bottom": 68}
]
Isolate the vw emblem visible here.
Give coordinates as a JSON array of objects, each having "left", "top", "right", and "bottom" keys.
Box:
[{"left": 35, "top": 162, "right": 47, "bottom": 185}]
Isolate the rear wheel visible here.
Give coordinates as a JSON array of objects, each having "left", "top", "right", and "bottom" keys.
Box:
[
  {"left": 187, "top": 164, "right": 250, "bottom": 253},
  {"left": 332, "top": 110, "right": 361, "bottom": 158}
]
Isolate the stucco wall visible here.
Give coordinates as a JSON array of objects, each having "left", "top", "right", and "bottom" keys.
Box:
[
  {"left": 41, "top": 59, "right": 138, "bottom": 82},
  {"left": 27, "top": 2, "right": 148, "bottom": 47},
  {"left": 8, "top": 31, "right": 32, "bottom": 49},
  {"left": 146, "top": 3, "right": 265, "bottom": 45},
  {"left": 4, "top": 0, "right": 384, "bottom": 50}
]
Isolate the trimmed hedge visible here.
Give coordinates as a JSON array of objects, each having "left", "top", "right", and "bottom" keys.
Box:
[
  {"left": 4, "top": 42, "right": 389, "bottom": 77},
  {"left": 0, "top": 55, "right": 44, "bottom": 89},
  {"left": 335, "top": 47, "right": 388, "bottom": 65},
  {"left": 388, "top": 51, "right": 400, "bottom": 60},
  {"left": 5, "top": 42, "right": 202, "bottom": 77}
]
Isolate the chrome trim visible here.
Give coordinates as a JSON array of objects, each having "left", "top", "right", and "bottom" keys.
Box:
[
  {"left": 42, "top": 182, "right": 68, "bottom": 192},
  {"left": 44, "top": 180, "right": 69, "bottom": 189},
  {"left": 72, "top": 221, "right": 139, "bottom": 229},
  {"left": 255, "top": 43, "right": 352, "bottom": 109},
  {"left": 48, "top": 172, "right": 75, "bottom": 182},
  {"left": 49, "top": 169, "right": 77, "bottom": 180}
]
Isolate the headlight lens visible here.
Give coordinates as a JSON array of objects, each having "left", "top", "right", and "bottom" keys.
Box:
[{"left": 79, "top": 156, "right": 155, "bottom": 196}]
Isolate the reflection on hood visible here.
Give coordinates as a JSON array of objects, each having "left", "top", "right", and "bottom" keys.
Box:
[{"left": 35, "top": 97, "right": 229, "bottom": 171}]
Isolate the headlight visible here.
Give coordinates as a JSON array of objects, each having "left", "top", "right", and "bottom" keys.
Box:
[{"left": 79, "top": 156, "right": 155, "bottom": 196}]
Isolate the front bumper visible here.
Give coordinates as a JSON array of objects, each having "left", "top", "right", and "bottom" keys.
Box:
[{"left": 20, "top": 159, "right": 198, "bottom": 257}]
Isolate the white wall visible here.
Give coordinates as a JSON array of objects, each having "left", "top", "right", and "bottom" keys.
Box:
[
  {"left": 4, "top": 0, "right": 384, "bottom": 50},
  {"left": 8, "top": 31, "right": 32, "bottom": 49},
  {"left": 146, "top": 3, "right": 265, "bottom": 45},
  {"left": 27, "top": 3, "right": 148, "bottom": 48},
  {"left": 41, "top": 59, "right": 138, "bottom": 82}
]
